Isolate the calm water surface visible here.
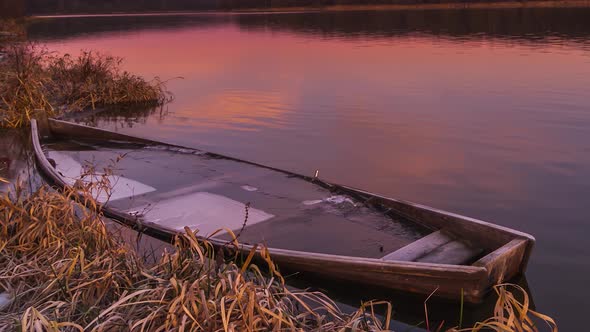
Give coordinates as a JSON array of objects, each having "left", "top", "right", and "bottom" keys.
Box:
[{"left": 23, "top": 8, "right": 590, "bottom": 329}]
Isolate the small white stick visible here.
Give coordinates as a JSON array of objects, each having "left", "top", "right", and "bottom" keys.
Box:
[{"left": 0, "top": 292, "right": 12, "bottom": 311}]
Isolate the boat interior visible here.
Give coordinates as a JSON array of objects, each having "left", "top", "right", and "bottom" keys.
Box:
[{"left": 41, "top": 136, "right": 491, "bottom": 266}]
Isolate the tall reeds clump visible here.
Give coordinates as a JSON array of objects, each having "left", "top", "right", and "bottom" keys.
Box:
[
  {"left": 0, "top": 44, "right": 55, "bottom": 128},
  {"left": 46, "top": 51, "right": 170, "bottom": 110},
  {"left": 0, "top": 42, "right": 170, "bottom": 129}
]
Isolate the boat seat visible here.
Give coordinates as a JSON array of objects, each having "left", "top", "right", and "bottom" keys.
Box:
[
  {"left": 414, "top": 240, "right": 483, "bottom": 265},
  {"left": 381, "top": 230, "right": 483, "bottom": 265}
]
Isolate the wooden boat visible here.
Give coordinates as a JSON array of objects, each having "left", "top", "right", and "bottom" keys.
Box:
[{"left": 31, "top": 118, "right": 535, "bottom": 303}]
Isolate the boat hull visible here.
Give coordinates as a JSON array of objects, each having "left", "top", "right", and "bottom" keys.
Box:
[{"left": 31, "top": 118, "right": 535, "bottom": 303}]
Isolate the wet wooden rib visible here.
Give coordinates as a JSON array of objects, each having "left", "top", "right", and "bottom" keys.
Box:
[
  {"left": 382, "top": 229, "right": 484, "bottom": 265},
  {"left": 381, "top": 230, "right": 453, "bottom": 262},
  {"left": 415, "top": 240, "right": 483, "bottom": 265},
  {"left": 473, "top": 238, "right": 529, "bottom": 284}
]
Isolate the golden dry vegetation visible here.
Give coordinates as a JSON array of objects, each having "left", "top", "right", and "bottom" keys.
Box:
[{"left": 0, "top": 37, "right": 170, "bottom": 128}]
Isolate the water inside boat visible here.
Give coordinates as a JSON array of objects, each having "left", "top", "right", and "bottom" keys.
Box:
[{"left": 43, "top": 138, "right": 430, "bottom": 258}]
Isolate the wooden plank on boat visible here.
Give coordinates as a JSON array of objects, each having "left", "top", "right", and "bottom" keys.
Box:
[
  {"left": 415, "top": 240, "right": 483, "bottom": 265},
  {"left": 381, "top": 230, "right": 453, "bottom": 262},
  {"left": 473, "top": 238, "right": 528, "bottom": 284}
]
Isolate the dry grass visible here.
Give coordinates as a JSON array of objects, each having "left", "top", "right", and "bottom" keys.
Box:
[
  {"left": 0, "top": 44, "right": 55, "bottom": 128},
  {"left": 450, "top": 284, "right": 558, "bottom": 332},
  {"left": 46, "top": 50, "right": 170, "bottom": 110},
  {"left": 0, "top": 178, "right": 559, "bottom": 331},
  {"left": 0, "top": 42, "right": 171, "bottom": 129},
  {"left": 0, "top": 184, "right": 378, "bottom": 331}
]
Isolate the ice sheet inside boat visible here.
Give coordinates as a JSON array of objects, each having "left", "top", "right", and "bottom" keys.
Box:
[{"left": 43, "top": 139, "right": 430, "bottom": 258}]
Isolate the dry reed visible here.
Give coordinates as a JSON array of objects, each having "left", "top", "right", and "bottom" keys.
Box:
[
  {"left": 450, "top": 284, "right": 558, "bottom": 332},
  {"left": 46, "top": 50, "right": 170, "bottom": 110},
  {"left": 0, "top": 44, "right": 55, "bottom": 128}
]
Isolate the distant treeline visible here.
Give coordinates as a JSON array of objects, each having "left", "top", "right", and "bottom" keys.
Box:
[
  {"left": 28, "top": 0, "right": 214, "bottom": 14},
  {"left": 26, "top": 6, "right": 590, "bottom": 43},
  {"left": 27, "top": 0, "right": 326, "bottom": 14},
  {"left": 25, "top": 0, "right": 572, "bottom": 15}
]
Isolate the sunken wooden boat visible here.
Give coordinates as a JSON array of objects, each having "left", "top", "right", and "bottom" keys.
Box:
[{"left": 31, "top": 118, "right": 535, "bottom": 303}]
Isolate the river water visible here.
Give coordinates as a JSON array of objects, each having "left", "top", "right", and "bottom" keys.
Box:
[{"left": 6, "top": 7, "right": 590, "bottom": 329}]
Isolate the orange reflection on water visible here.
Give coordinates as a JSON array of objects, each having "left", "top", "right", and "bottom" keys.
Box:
[{"left": 178, "top": 89, "right": 296, "bottom": 132}]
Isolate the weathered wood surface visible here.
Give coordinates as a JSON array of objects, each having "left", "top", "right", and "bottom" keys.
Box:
[
  {"left": 383, "top": 229, "right": 483, "bottom": 265},
  {"left": 474, "top": 239, "right": 529, "bottom": 285},
  {"left": 416, "top": 240, "right": 483, "bottom": 265},
  {"left": 49, "top": 119, "right": 166, "bottom": 145},
  {"left": 382, "top": 230, "right": 452, "bottom": 261},
  {"left": 33, "top": 118, "right": 537, "bottom": 303}
]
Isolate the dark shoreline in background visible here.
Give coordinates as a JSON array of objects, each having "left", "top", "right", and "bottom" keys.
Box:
[
  {"left": 236, "top": 0, "right": 590, "bottom": 13},
  {"left": 26, "top": 6, "right": 590, "bottom": 46},
  {"left": 23, "top": 0, "right": 590, "bottom": 17}
]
